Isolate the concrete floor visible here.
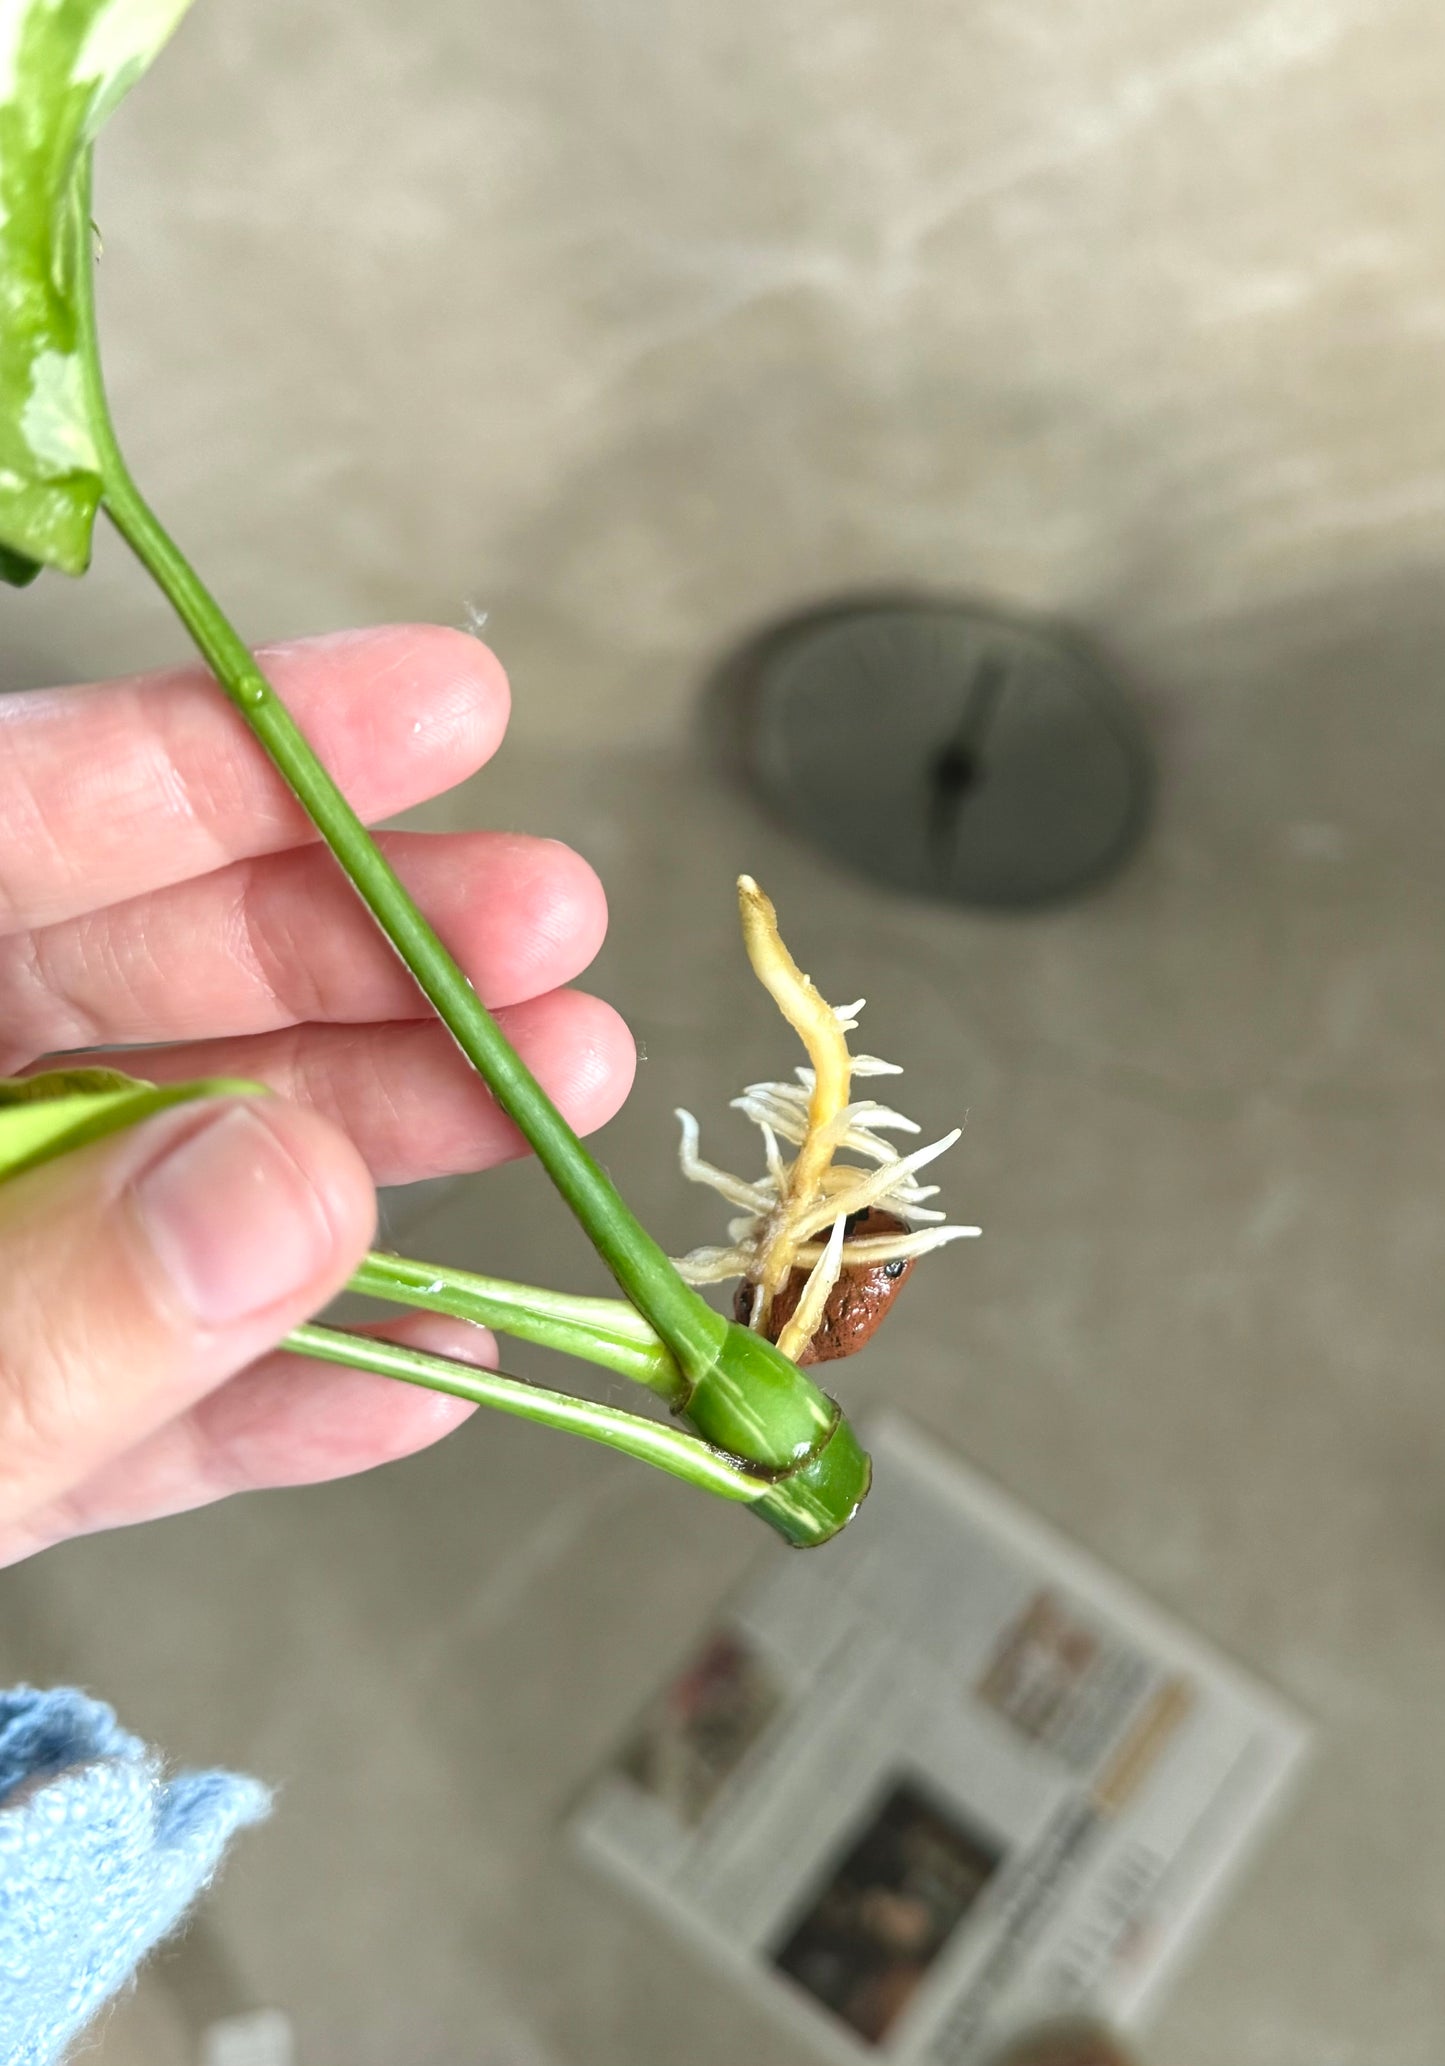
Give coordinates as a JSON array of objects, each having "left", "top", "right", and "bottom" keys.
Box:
[
  {"left": 9, "top": 585, "right": 1445, "bottom": 2062},
  {"left": 6, "top": 0, "right": 1445, "bottom": 2055}
]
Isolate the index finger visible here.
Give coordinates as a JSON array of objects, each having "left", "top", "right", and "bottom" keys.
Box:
[{"left": 0, "top": 624, "right": 509, "bottom": 935}]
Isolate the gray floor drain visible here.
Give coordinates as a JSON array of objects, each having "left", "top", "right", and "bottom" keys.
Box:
[{"left": 730, "top": 598, "right": 1152, "bottom": 908}]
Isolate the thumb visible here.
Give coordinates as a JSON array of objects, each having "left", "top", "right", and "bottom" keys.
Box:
[{"left": 0, "top": 1095, "right": 375, "bottom": 1537}]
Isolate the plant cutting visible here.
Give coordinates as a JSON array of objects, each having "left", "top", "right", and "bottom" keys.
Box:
[{"left": 0, "top": 0, "right": 974, "bottom": 1545}]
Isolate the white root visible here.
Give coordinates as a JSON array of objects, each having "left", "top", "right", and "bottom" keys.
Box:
[{"left": 776, "top": 1214, "right": 848, "bottom": 1362}]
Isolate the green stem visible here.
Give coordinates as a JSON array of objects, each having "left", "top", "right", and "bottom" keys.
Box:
[
  {"left": 349, "top": 1249, "right": 685, "bottom": 1401},
  {"left": 72, "top": 151, "right": 870, "bottom": 1538},
  {"left": 102, "top": 479, "right": 722, "bottom": 1355},
  {"left": 285, "top": 1322, "right": 761, "bottom": 1504}
]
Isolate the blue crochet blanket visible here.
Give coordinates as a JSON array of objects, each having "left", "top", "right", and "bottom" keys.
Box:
[{"left": 0, "top": 1687, "right": 269, "bottom": 2065}]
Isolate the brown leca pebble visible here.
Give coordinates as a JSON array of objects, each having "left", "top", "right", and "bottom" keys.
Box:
[{"left": 733, "top": 1209, "right": 915, "bottom": 1365}]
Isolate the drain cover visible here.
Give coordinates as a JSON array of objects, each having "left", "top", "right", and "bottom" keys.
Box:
[{"left": 738, "top": 600, "right": 1151, "bottom": 907}]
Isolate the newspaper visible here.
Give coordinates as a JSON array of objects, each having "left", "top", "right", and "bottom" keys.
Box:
[{"left": 573, "top": 1414, "right": 1308, "bottom": 2063}]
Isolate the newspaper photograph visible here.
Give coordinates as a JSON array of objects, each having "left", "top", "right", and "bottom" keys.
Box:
[{"left": 573, "top": 1414, "right": 1309, "bottom": 2064}]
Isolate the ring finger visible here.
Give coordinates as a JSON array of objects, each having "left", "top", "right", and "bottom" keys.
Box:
[{"left": 66, "top": 988, "right": 638, "bottom": 1187}]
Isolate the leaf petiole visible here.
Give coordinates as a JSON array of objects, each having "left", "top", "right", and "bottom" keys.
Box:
[
  {"left": 284, "top": 1322, "right": 765, "bottom": 1506},
  {"left": 347, "top": 1250, "right": 685, "bottom": 1402}
]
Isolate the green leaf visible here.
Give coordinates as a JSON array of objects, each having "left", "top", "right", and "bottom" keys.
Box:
[
  {"left": 0, "top": 1066, "right": 267, "bottom": 1182},
  {"left": 0, "top": 535, "right": 39, "bottom": 581},
  {"left": 0, "top": 0, "right": 195, "bottom": 573}
]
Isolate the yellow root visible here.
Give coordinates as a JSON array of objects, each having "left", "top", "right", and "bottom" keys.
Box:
[{"left": 737, "top": 876, "right": 855, "bottom": 1314}]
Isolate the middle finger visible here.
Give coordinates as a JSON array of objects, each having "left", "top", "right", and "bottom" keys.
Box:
[
  {"left": 64, "top": 988, "right": 638, "bottom": 1187},
  {"left": 0, "top": 830, "right": 607, "bottom": 1068}
]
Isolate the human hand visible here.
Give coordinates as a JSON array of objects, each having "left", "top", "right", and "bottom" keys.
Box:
[{"left": 0, "top": 625, "right": 635, "bottom": 1565}]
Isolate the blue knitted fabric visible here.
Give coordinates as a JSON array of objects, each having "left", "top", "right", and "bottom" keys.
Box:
[{"left": 0, "top": 1687, "right": 270, "bottom": 2066}]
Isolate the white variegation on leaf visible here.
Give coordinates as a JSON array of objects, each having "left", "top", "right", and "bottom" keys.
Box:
[{"left": 0, "top": 0, "right": 194, "bottom": 575}]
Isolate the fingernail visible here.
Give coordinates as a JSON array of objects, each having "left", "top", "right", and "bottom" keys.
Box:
[{"left": 133, "top": 1104, "right": 336, "bottom": 1326}]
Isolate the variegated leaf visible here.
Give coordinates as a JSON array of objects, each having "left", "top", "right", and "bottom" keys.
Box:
[{"left": 0, "top": 0, "right": 194, "bottom": 575}]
